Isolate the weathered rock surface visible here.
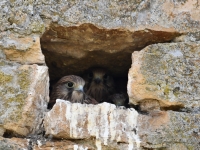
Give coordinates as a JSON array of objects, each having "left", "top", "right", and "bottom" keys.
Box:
[
  {"left": 138, "top": 111, "right": 200, "bottom": 150},
  {"left": 41, "top": 23, "right": 179, "bottom": 81},
  {"left": 44, "top": 100, "right": 200, "bottom": 150},
  {"left": 1, "top": 0, "right": 200, "bottom": 81},
  {"left": 0, "top": 0, "right": 199, "bottom": 34},
  {"left": 0, "top": 136, "right": 96, "bottom": 150},
  {"left": 128, "top": 42, "right": 200, "bottom": 110},
  {"left": 44, "top": 100, "right": 140, "bottom": 150},
  {"left": 0, "top": 34, "right": 45, "bottom": 65},
  {"left": 0, "top": 137, "right": 28, "bottom": 150},
  {"left": 33, "top": 139, "right": 95, "bottom": 150},
  {"left": 0, "top": 60, "right": 49, "bottom": 136},
  {"left": 0, "top": 0, "right": 199, "bottom": 149}
]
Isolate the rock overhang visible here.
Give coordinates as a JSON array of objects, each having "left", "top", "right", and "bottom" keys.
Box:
[{"left": 40, "top": 23, "right": 180, "bottom": 97}]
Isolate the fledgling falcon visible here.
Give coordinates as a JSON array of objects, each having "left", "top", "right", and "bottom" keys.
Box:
[
  {"left": 48, "top": 75, "right": 98, "bottom": 109},
  {"left": 109, "top": 93, "right": 128, "bottom": 107},
  {"left": 84, "top": 68, "right": 116, "bottom": 103}
]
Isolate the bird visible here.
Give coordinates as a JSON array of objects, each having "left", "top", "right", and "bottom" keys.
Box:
[
  {"left": 48, "top": 75, "right": 98, "bottom": 109},
  {"left": 83, "top": 67, "right": 116, "bottom": 103},
  {"left": 109, "top": 93, "right": 128, "bottom": 107}
]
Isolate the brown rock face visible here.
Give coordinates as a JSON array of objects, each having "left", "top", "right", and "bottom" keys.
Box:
[
  {"left": 128, "top": 42, "right": 200, "bottom": 110},
  {"left": 44, "top": 100, "right": 140, "bottom": 149},
  {"left": 0, "top": 34, "right": 45, "bottom": 65},
  {"left": 41, "top": 23, "right": 179, "bottom": 81}
]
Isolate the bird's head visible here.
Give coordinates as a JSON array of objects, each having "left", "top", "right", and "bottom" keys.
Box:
[
  {"left": 87, "top": 68, "right": 111, "bottom": 86},
  {"left": 84, "top": 67, "right": 116, "bottom": 103},
  {"left": 56, "top": 75, "right": 86, "bottom": 102},
  {"left": 58, "top": 75, "right": 85, "bottom": 92}
]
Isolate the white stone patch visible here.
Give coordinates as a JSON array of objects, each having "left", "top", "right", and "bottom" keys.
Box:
[
  {"left": 74, "top": 145, "right": 78, "bottom": 150},
  {"left": 37, "top": 140, "right": 42, "bottom": 148},
  {"left": 87, "top": 103, "right": 99, "bottom": 136},
  {"left": 44, "top": 100, "right": 140, "bottom": 149},
  {"left": 100, "top": 103, "right": 112, "bottom": 145},
  {"left": 95, "top": 140, "right": 102, "bottom": 150},
  {"left": 70, "top": 104, "right": 79, "bottom": 138},
  {"left": 168, "top": 50, "right": 183, "bottom": 57},
  {"left": 109, "top": 106, "right": 117, "bottom": 141}
]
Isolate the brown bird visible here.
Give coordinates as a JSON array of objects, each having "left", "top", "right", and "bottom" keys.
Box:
[
  {"left": 84, "top": 68, "right": 116, "bottom": 103},
  {"left": 109, "top": 93, "right": 128, "bottom": 107},
  {"left": 48, "top": 75, "right": 98, "bottom": 109}
]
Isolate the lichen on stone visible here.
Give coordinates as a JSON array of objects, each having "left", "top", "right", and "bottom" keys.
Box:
[
  {"left": 0, "top": 64, "right": 31, "bottom": 123},
  {"left": 4, "top": 94, "right": 26, "bottom": 122},
  {"left": 18, "top": 69, "right": 31, "bottom": 91},
  {"left": 0, "top": 72, "right": 13, "bottom": 84}
]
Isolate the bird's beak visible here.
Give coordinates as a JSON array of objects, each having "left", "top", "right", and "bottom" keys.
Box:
[
  {"left": 75, "top": 85, "right": 84, "bottom": 92},
  {"left": 94, "top": 78, "right": 101, "bottom": 84}
]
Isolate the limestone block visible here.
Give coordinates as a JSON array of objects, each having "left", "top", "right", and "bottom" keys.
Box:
[
  {"left": 128, "top": 42, "right": 200, "bottom": 110},
  {"left": 0, "top": 34, "right": 45, "bottom": 64},
  {"left": 0, "top": 60, "right": 49, "bottom": 136},
  {"left": 137, "top": 111, "right": 200, "bottom": 150},
  {"left": 0, "top": 0, "right": 199, "bottom": 34},
  {"left": 44, "top": 100, "right": 140, "bottom": 149},
  {"left": 41, "top": 23, "right": 179, "bottom": 81}
]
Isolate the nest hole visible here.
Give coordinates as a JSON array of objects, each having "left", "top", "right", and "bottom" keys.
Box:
[{"left": 40, "top": 23, "right": 179, "bottom": 108}]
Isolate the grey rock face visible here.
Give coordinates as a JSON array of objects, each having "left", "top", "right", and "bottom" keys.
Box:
[
  {"left": 138, "top": 111, "right": 200, "bottom": 150},
  {"left": 1, "top": 0, "right": 200, "bottom": 34},
  {"left": 128, "top": 42, "right": 200, "bottom": 110},
  {"left": 0, "top": 60, "right": 49, "bottom": 136}
]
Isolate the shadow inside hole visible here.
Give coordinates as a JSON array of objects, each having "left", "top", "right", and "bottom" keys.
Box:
[{"left": 47, "top": 69, "right": 130, "bottom": 109}]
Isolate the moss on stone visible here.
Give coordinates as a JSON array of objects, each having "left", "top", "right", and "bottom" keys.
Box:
[
  {"left": 145, "top": 87, "right": 151, "bottom": 91},
  {"left": 30, "top": 22, "right": 45, "bottom": 33},
  {"left": 0, "top": 61, "right": 5, "bottom": 66},
  {"left": 18, "top": 69, "right": 30, "bottom": 91},
  {"left": 0, "top": 67, "right": 31, "bottom": 123},
  {"left": 0, "top": 72, "right": 13, "bottom": 84},
  {"left": 4, "top": 94, "right": 26, "bottom": 122},
  {"left": 164, "top": 85, "right": 170, "bottom": 98}
]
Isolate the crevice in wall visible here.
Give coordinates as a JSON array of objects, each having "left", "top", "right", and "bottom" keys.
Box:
[
  {"left": 40, "top": 23, "right": 180, "bottom": 108},
  {"left": 3, "top": 130, "right": 24, "bottom": 139}
]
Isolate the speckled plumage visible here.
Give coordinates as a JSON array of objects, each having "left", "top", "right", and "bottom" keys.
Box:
[
  {"left": 48, "top": 75, "right": 98, "bottom": 108},
  {"left": 84, "top": 68, "right": 115, "bottom": 103}
]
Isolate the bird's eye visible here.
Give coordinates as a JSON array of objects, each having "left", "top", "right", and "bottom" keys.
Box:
[
  {"left": 88, "top": 72, "right": 93, "bottom": 78},
  {"left": 66, "top": 82, "right": 74, "bottom": 88},
  {"left": 103, "top": 74, "right": 109, "bottom": 80}
]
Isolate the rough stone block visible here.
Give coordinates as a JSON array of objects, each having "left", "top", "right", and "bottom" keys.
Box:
[
  {"left": 44, "top": 100, "right": 140, "bottom": 149},
  {"left": 138, "top": 111, "right": 200, "bottom": 150},
  {"left": 1, "top": 0, "right": 199, "bottom": 33},
  {"left": 41, "top": 23, "right": 179, "bottom": 81},
  {"left": 0, "top": 137, "right": 28, "bottom": 150},
  {"left": 0, "top": 60, "right": 49, "bottom": 136},
  {"left": 0, "top": 34, "right": 45, "bottom": 64},
  {"left": 128, "top": 42, "right": 200, "bottom": 110}
]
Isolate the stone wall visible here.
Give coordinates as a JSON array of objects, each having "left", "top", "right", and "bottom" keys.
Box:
[{"left": 0, "top": 0, "right": 199, "bottom": 149}]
